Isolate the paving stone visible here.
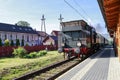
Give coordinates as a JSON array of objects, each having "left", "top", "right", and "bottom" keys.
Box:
[
  {"left": 56, "top": 46, "right": 120, "bottom": 80},
  {"left": 56, "top": 48, "right": 105, "bottom": 80}
]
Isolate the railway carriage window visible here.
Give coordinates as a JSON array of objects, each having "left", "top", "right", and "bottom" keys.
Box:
[
  {"left": 82, "top": 33, "right": 84, "bottom": 38},
  {"left": 72, "top": 31, "right": 79, "bottom": 41},
  {"left": 81, "top": 32, "right": 83, "bottom": 38},
  {"left": 82, "top": 33, "right": 85, "bottom": 38},
  {"left": 86, "top": 26, "right": 90, "bottom": 31},
  {"left": 86, "top": 34, "right": 88, "bottom": 37},
  {"left": 79, "top": 31, "right": 82, "bottom": 38},
  {"left": 84, "top": 32, "right": 86, "bottom": 38},
  {"left": 82, "top": 26, "right": 85, "bottom": 30},
  {"left": 82, "top": 26, "right": 87, "bottom": 30},
  {"left": 85, "top": 26, "right": 88, "bottom": 30},
  {"left": 64, "top": 32, "right": 72, "bottom": 40}
]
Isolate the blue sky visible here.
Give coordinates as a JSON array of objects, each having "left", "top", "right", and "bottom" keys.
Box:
[{"left": 0, "top": 0, "right": 108, "bottom": 34}]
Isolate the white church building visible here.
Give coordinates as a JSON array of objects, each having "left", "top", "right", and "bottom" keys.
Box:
[{"left": 0, "top": 23, "right": 40, "bottom": 46}]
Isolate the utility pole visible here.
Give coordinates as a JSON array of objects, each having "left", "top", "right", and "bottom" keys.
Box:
[
  {"left": 41, "top": 14, "right": 46, "bottom": 45},
  {"left": 58, "top": 14, "right": 64, "bottom": 48},
  {"left": 58, "top": 14, "right": 64, "bottom": 31},
  {"left": 58, "top": 14, "right": 65, "bottom": 59}
]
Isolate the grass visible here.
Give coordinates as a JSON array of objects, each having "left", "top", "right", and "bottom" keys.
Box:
[{"left": 0, "top": 51, "right": 64, "bottom": 80}]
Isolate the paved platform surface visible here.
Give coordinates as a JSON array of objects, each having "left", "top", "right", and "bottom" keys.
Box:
[{"left": 56, "top": 46, "right": 120, "bottom": 80}]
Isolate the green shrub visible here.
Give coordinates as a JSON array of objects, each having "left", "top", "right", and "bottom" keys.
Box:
[
  {"left": 25, "top": 43, "right": 29, "bottom": 46},
  {"left": 21, "top": 39, "right": 24, "bottom": 46},
  {"left": 13, "top": 48, "right": 47, "bottom": 58},
  {"left": 26, "top": 51, "right": 47, "bottom": 58},
  {"left": 37, "top": 52, "right": 44, "bottom": 57},
  {"left": 13, "top": 47, "right": 27, "bottom": 58},
  {"left": 37, "top": 50, "right": 47, "bottom": 57},
  {"left": 0, "top": 38, "right": 2, "bottom": 46},
  {"left": 27, "top": 52, "right": 37, "bottom": 58},
  {"left": 50, "top": 42, "right": 53, "bottom": 46},
  {"left": 10, "top": 40, "right": 14, "bottom": 46},
  {"left": 16, "top": 39, "right": 20, "bottom": 46},
  {"left": 4, "top": 39, "right": 10, "bottom": 46},
  {"left": 41, "top": 50, "right": 47, "bottom": 55}
]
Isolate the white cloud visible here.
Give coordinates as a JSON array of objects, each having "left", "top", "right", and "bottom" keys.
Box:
[
  {"left": 94, "top": 23, "right": 108, "bottom": 34},
  {"left": 36, "top": 23, "right": 60, "bottom": 34}
]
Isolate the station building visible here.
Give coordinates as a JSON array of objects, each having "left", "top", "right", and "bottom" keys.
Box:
[{"left": 98, "top": 0, "right": 120, "bottom": 60}]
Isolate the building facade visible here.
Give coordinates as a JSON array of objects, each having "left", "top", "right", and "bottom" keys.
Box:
[
  {"left": 0, "top": 23, "right": 39, "bottom": 46},
  {"left": 98, "top": 0, "right": 120, "bottom": 60},
  {"left": 37, "top": 31, "right": 48, "bottom": 45},
  {"left": 43, "top": 30, "right": 59, "bottom": 46},
  {"left": 43, "top": 36, "right": 58, "bottom": 46}
]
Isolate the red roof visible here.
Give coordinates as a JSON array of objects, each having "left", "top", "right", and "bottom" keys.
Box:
[
  {"left": 43, "top": 36, "right": 58, "bottom": 42},
  {"left": 37, "top": 31, "right": 48, "bottom": 37},
  {"left": 51, "top": 30, "right": 60, "bottom": 36}
]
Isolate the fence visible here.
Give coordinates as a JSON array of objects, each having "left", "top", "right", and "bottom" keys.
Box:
[{"left": 0, "top": 45, "right": 58, "bottom": 57}]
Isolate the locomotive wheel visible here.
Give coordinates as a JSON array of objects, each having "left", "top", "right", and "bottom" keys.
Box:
[
  {"left": 80, "top": 54, "right": 83, "bottom": 58},
  {"left": 83, "top": 54, "right": 86, "bottom": 58},
  {"left": 66, "top": 53, "right": 71, "bottom": 59}
]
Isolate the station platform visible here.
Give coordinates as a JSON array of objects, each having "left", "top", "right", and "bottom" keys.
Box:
[{"left": 56, "top": 46, "right": 120, "bottom": 80}]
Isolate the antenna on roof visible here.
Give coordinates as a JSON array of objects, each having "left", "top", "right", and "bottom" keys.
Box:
[{"left": 41, "top": 14, "right": 46, "bottom": 45}]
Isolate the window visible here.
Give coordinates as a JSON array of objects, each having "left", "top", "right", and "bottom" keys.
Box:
[
  {"left": 29, "top": 29, "right": 31, "bottom": 31},
  {"left": 19, "top": 28, "right": 22, "bottom": 30},
  {"left": 25, "top": 29, "right": 27, "bottom": 31},
  {"left": 79, "top": 31, "right": 82, "bottom": 38},
  {"left": 22, "top": 35, "right": 24, "bottom": 40},
  {"left": 82, "top": 26, "right": 86, "bottom": 30},
  {"left": 16, "top": 35, "right": 17, "bottom": 39},
  {"left": 64, "top": 32, "right": 72, "bottom": 40},
  {"left": 72, "top": 31, "right": 79, "bottom": 41},
  {"left": 82, "top": 33, "right": 86, "bottom": 38},
  {"left": 12, "top": 27, "right": 16, "bottom": 29},
  {"left": 10, "top": 34, "right": 12, "bottom": 40},
  {"left": 5, "top": 34, "right": 7, "bottom": 40},
  {"left": 27, "top": 35, "right": 29, "bottom": 42},
  {"left": 32, "top": 35, "right": 34, "bottom": 41}
]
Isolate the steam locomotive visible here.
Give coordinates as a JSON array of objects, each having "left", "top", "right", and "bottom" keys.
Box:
[{"left": 58, "top": 20, "right": 108, "bottom": 59}]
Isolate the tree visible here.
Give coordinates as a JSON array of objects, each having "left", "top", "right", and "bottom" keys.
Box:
[
  {"left": 4, "top": 39, "right": 10, "bottom": 46},
  {"left": 25, "top": 43, "right": 29, "bottom": 46},
  {"left": 10, "top": 40, "right": 14, "bottom": 46},
  {"left": 16, "top": 39, "right": 20, "bottom": 46},
  {"left": 21, "top": 39, "right": 24, "bottom": 46},
  {"left": 15, "top": 21, "right": 30, "bottom": 27},
  {"left": 50, "top": 42, "right": 53, "bottom": 46},
  {"left": 0, "top": 38, "right": 2, "bottom": 46}
]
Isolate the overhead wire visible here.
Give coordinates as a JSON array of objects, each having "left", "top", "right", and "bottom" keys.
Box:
[
  {"left": 64, "top": 0, "right": 88, "bottom": 22},
  {"left": 73, "top": 0, "right": 92, "bottom": 20}
]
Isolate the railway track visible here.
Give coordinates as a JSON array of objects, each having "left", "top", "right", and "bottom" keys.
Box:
[{"left": 14, "top": 56, "right": 85, "bottom": 80}]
